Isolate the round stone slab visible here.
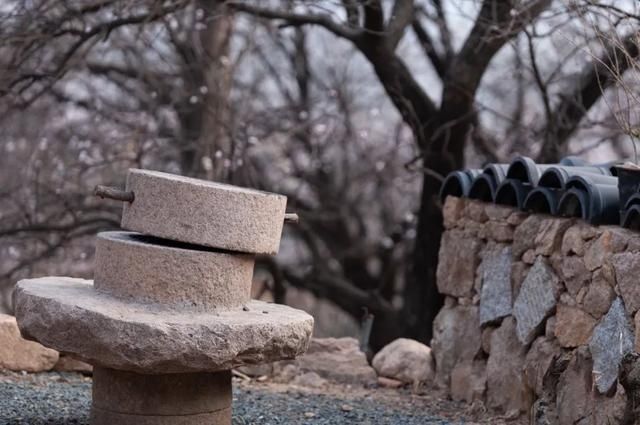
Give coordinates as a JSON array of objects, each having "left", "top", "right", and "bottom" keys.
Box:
[
  {"left": 14, "top": 277, "right": 313, "bottom": 374},
  {"left": 121, "top": 169, "right": 287, "bottom": 255},
  {"left": 94, "top": 231, "right": 253, "bottom": 310}
]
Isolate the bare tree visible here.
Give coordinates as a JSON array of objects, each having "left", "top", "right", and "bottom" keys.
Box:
[
  {"left": 227, "top": 0, "right": 640, "bottom": 345},
  {"left": 1, "top": 0, "right": 640, "bottom": 349}
]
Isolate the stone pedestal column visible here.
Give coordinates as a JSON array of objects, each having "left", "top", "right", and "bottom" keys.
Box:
[{"left": 91, "top": 368, "right": 232, "bottom": 425}]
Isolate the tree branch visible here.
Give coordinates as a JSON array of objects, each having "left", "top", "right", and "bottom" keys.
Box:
[
  {"left": 387, "top": 0, "right": 414, "bottom": 49},
  {"left": 539, "top": 31, "right": 640, "bottom": 161},
  {"left": 227, "top": 2, "right": 361, "bottom": 41},
  {"left": 411, "top": 17, "right": 446, "bottom": 78}
]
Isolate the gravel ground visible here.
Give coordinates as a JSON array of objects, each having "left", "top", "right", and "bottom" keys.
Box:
[{"left": 0, "top": 372, "right": 467, "bottom": 425}]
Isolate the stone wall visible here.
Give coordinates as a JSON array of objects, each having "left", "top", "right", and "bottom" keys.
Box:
[{"left": 434, "top": 196, "right": 640, "bottom": 424}]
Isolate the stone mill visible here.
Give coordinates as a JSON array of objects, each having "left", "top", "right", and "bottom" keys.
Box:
[{"left": 13, "top": 169, "right": 314, "bottom": 424}]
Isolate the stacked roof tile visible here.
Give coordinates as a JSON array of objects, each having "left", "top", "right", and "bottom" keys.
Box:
[{"left": 439, "top": 156, "right": 638, "bottom": 228}]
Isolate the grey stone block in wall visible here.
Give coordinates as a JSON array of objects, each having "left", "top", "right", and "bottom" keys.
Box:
[
  {"left": 479, "top": 246, "right": 512, "bottom": 325},
  {"left": 588, "top": 297, "right": 634, "bottom": 394},
  {"left": 512, "top": 257, "right": 558, "bottom": 345}
]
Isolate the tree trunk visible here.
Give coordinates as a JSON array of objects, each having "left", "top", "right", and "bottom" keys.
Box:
[{"left": 197, "top": 1, "right": 234, "bottom": 182}]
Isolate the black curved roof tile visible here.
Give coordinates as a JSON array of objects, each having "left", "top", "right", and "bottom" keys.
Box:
[
  {"left": 440, "top": 156, "right": 628, "bottom": 227},
  {"left": 468, "top": 174, "right": 496, "bottom": 202},
  {"left": 523, "top": 187, "right": 560, "bottom": 215},
  {"left": 622, "top": 205, "right": 640, "bottom": 230},
  {"left": 494, "top": 179, "right": 531, "bottom": 209}
]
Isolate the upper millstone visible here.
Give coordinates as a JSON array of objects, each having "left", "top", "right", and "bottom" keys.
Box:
[
  {"left": 94, "top": 231, "right": 254, "bottom": 310},
  {"left": 121, "top": 169, "right": 287, "bottom": 255}
]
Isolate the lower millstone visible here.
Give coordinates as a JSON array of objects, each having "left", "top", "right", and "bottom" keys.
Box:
[{"left": 90, "top": 368, "right": 232, "bottom": 425}]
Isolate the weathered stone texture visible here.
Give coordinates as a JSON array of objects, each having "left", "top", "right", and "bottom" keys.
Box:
[
  {"left": 523, "top": 337, "right": 562, "bottom": 397},
  {"left": 513, "top": 215, "right": 543, "bottom": 258},
  {"left": 479, "top": 245, "right": 512, "bottom": 325},
  {"left": 584, "top": 228, "right": 628, "bottom": 271},
  {"left": 0, "top": 314, "right": 58, "bottom": 372},
  {"left": 436, "top": 230, "right": 480, "bottom": 297},
  {"left": 611, "top": 252, "right": 640, "bottom": 314},
  {"left": 121, "top": 168, "right": 287, "bottom": 255},
  {"left": 372, "top": 338, "right": 434, "bottom": 385},
  {"left": 554, "top": 304, "right": 596, "bottom": 348},
  {"left": 513, "top": 258, "right": 559, "bottom": 344},
  {"left": 561, "top": 223, "right": 598, "bottom": 256},
  {"left": 583, "top": 275, "right": 616, "bottom": 319},
  {"left": 284, "top": 337, "right": 376, "bottom": 385},
  {"left": 436, "top": 199, "right": 635, "bottom": 420},
  {"left": 510, "top": 261, "right": 529, "bottom": 301},
  {"left": 442, "top": 196, "right": 465, "bottom": 229},
  {"left": 463, "top": 200, "right": 488, "bottom": 223},
  {"left": 485, "top": 203, "right": 513, "bottom": 221},
  {"left": 54, "top": 355, "right": 93, "bottom": 373},
  {"left": 534, "top": 218, "right": 573, "bottom": 256},
  {"left": 559, "top": 256, "right": 590, "bottom": 297},
  {"left": 450, "top": 360, "right": 486, "bottom": 402},
  {"left": 636, "top": 312, "right": 640, "bottom": 353},
  {"left": 589, "top": 298, "right": 634, "bottom": 394},
  {"left": 484, "top": 221, "right": 514, "bottom": 242},
  {"left": 432, "top": 305, "right": 481, "bottom": 387},
  {"left": 486, "top": 317, "right": 532, "bottom": 413},
  {"left": 94, "top": 231, "right": 253, "bottom": 310},
  {"left": 556, "top": 347, "right": 593, "bottom": 425},
  {"left": 14, "top": 278, "right": 314, "bottom": 374}
]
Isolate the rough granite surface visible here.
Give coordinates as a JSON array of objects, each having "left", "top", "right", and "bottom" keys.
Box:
[
  {"left": 479, "top": 245, "right": 512, "bottom": 325},
  {"left": 14, "top": 277, "right": 314, "bottom": 374},
  {"left": 588, "top": 297, "right": 634, "bottom": 394},
  {"left": 94, "top": 231, "right": 254, "bottom": 310},
  {"left": 512, "top": 257, "right": 558, "bottom": 345},
  {"left": 121, "top": 169, "right": 287, "bottom": 255}
]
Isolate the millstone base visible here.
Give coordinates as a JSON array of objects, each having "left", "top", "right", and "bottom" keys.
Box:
[{"left": 90, "top": 368, "right": 232, "bottom": 425}]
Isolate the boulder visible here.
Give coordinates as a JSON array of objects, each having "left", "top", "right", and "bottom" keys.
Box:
[
  {"left": 0, "top": 314, "right": 58, "bottom": 372},
  {"left": 436, "top": 230, "right": 480, "bottom": 297},
  {"left": 288, "top": 337, "right": 376, "bottom": 385},
  {"left": 513, "top": 257, "right": 559, "bottom": 344},
  {"left": 53, "top": 354, "right": 93, "bottom": 374},
  {"left": 554, "top": 304, "right": 596, "bottom": 348},
  {"left": 486, "top": 317, "right": 532, "bottom": 413},
  {"left": 372, "top": 338, "right": 434, "bottom": 385},
  {"left": 589, "top": 298, "right": 634, "bottom": 393},
  {"left": 431, "top": 305, "right": 482, "bottom": 386}
]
